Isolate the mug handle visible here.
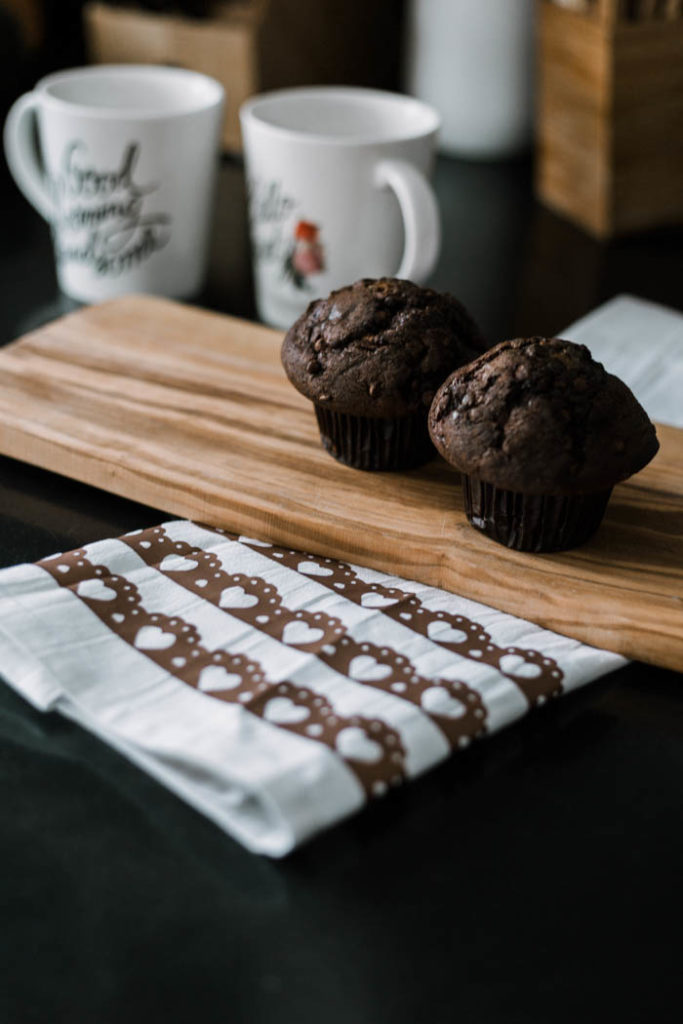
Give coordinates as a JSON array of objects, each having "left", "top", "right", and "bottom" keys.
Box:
[
  {"left": 374, "top": 159, "right": 441, "bottom": 282},
  {"left": 3, "top": 92, "right": 56, "bottom": 222}
]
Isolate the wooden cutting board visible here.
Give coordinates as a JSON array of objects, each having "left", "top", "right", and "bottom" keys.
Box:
[{"left": 0, "top": 295, "right": 681, "bottom": 670}]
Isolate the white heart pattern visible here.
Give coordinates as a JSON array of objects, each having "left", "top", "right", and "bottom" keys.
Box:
[
  {"left": 159, "top": 554, "right": 198, "bottom": 573},
  {"left": 360, "top": 592, "right": 398, "bottom": 609},
  {"left": 198, "top": 665, "right": 242, "bottom": 692},
  {"left": 427, "top": 621, "right": 468, "bottom": 645},
  {"left": 420, "top": 686, "right": 467, "bottom": 719},
  {"left": 76, "top": 578, "right": 117, "bottom": 602},
  {"left": 219, "top": 586, "right": 259, "bottom": 609},
  {"left": 499, "top": 654, "right": 543, "bottom": 679},
  {"left": 297, "top": 561, "right": 334, "bottom": 577},
  {"left": 336, "top": 726, "right": 384, "bottom": 764},
  {"left": 282, "top": 621, "right": 324, "bottom": 646},
  {"left": 263, "top": 696, "right": 310, "bottom": 725},
  {"left": 134, "top": 625, "right": 176, "bottom": 651},
  {"left": 349, "top": 655, "right": 393, "bottom": 682},
  {"left": 56, "top": 564, "right": 70, "bottom": 574}
]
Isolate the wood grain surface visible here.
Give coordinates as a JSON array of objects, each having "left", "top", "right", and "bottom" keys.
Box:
[{"left": 0, "top": 295, "right": 681, "bottom": 670}]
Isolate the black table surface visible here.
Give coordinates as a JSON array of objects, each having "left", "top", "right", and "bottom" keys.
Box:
[{"left": 1, "top": 154, "right": 682, "bottom": 1024}]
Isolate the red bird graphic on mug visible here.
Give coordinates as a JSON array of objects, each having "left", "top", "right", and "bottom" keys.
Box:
[{"left": 284, "top": 219, "right": 325, "bottom": 288}]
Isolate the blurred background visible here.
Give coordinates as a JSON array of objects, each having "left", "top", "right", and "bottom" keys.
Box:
[{"left": 0, "top": 0, "right": 681, "bottom": 341}]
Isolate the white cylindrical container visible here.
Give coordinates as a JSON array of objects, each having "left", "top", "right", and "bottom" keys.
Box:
[{"left": 404, "top": 0, "right": 535, "bottom": 160}]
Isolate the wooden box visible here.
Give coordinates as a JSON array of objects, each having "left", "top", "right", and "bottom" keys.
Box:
[
  {"left": 83, "top": 1, "right": 402, "bottom": 154},
  {"left": 0, "top": 0, "right": 44, "bottom": 48},
  {"left": 535, "top": 0, "right": 683, "bottom": 237}
]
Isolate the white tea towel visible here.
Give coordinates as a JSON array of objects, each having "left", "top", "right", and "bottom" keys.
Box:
[
  {"left": 565, "top": 295, "right": 683, "bottom": 427},
  {"left": 0, "top": 521, "right": 625, "bottom": 856}
]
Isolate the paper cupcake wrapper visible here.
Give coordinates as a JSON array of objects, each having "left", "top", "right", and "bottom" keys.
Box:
[
  {"left": 314, "top": 406, "right": 434, "bottom": 471},
  {"left": 462, "top": 477, "right": 613, "bottom": 552}
]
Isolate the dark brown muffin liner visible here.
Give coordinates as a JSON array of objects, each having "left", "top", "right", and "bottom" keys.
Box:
[
  {"left": 462, "top": 476, "right": 613, "bottom": 552},
  {"left": 314, "top": 405, "right": 434, "bottom": 471}
]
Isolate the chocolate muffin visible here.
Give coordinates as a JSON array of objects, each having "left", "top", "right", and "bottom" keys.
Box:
[
  {"left": 281, "top": 278, "right": 486, "bottom": 470},
  {"left": 428, "top": 336, "right": 659, "bottom": 552}
]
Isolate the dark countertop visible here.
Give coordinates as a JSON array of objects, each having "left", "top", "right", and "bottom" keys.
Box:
[{"left": 1, "top": 152, "right": 682, "bottom": 1024}]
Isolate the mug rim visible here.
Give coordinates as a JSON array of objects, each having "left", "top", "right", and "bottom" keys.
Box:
[
  {"left": 34, "top": 64, "right": 225, "bottom": 120},
  {"left": 239, "top": 86, "right": 440, "bottom": 146}
]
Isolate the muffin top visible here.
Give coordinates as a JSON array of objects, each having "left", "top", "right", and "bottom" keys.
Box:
[
  {"left": 281, "top": 277, "right": 487, "bottom": 418},
  {"left": 428, "top": 336, "right": 659, "bottom": 494}
]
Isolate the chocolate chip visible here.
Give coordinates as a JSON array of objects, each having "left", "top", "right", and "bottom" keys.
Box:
[
  {"left": 434, "top": 395, "right": 450, "bottom": 419},
  {"left": 307, "top": 358, "right": 322, "bottom": 375}
]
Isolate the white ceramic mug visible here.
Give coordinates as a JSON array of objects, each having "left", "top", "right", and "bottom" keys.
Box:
[
  {"left": 3, "top": 65, "right": 224, "bottom": 303},
  {"left": 239, "top": 86, "right": 441, "bottom": 329}
]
